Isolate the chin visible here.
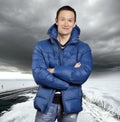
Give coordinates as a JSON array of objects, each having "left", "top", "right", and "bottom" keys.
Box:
[{"left": 61, "top": 31, "right": 71, "bottom": 35}]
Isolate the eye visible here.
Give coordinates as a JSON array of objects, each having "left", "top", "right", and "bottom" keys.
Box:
[
  {"left": 68, "top": 19, "right": 73, "bottom": 22},
  {"left": 61, "top": 18, "right": 65, "bottom": 21}
]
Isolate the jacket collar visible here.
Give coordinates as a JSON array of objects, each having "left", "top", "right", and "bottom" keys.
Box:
[{"left": 47, "top": 24, "right": 81, "bottom": 44}]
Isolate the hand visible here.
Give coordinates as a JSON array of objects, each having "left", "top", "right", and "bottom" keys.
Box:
[
  {"left": 74, "top": 62, "right": 81, "bottom": 68},
  {"left": 47, "top": 68, "right": 55, "bottom": 74}
]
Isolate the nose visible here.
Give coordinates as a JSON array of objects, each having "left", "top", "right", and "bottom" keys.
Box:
[{"left": 64, "top": 20, "right": 69, "bottom": 26}]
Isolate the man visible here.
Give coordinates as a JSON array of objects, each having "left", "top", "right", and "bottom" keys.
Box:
[{"left": 32, "top": 5, "right": 93, "bottom": 122}]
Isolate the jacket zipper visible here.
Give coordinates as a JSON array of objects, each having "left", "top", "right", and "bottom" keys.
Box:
[
  {"left": 57, "top": 47, "right": 67, "bottom": 114},
  {"left": 58, "top": 47, "right": 62, "bottom": 65}
]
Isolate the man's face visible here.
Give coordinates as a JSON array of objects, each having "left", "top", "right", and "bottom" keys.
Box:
[{"left": 55, "top": 10, "right": 76, "bottom": 36}]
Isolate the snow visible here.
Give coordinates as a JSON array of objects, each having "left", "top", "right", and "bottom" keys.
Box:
[
  {"left": 0, "top": 79, "right": 36, "bottom": 93},
  {"left": 0, "top": 92, "right": 119, "bottom": 122},
  {"left": 0, "top": 71, "right": 120, "bottom": 122},
  {"left": 82, "top": 71, "right": 120, "bottom": 120},
  {"left": 83, "top": 99, "right": 119, "bottom": 122},
  {"left": 0, "top": 94, "right": 36, "bottom": 122},
  {"left": 0, "top": 93, "right": 96, "bottom": 122},
  {"left": 78, "top": 111, "right": 96, "bottom": 122},
  {"left": 0, "top": 72, "right": 33, "bottom": 80}
]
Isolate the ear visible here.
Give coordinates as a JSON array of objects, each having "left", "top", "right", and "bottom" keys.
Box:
[
  {"left": 55, "top": 19, "right": 58, "bottom": 25},
  {"left": 74, "top": 22, "right": 76, "bottom": 27}
]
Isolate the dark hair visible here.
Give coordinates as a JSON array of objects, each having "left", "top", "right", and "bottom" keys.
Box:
[{"left": 56, "top": 5, "right": 76, "bottom": 22}]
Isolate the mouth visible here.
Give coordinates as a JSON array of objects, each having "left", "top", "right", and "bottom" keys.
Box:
[{"left": 62, "top": 27, "right": 69, "bottom": 30}]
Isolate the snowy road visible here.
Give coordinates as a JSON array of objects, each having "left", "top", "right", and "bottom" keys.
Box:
[{"left": 0, "top": 87, "right": 119, "bottom": 122}]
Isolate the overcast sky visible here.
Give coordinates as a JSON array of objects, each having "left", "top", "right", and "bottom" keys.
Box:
[{"left": 0, "top": 0, "right": 120, "bottom": 74}]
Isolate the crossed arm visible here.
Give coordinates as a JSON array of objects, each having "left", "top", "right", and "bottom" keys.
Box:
[
  {"left": 47, "top": 62, "right": 87, "bottom": 85},
  {"left": 47, "top": 51, "right": 92, "bottom": 85},
  {"left": 32, "top": 43, "right": 92, "bottom": 89},
  {"left": 48, "top": 62, "right": 81, "bottom": 73}
]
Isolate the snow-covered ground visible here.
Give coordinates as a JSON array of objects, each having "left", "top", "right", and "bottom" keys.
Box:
[
  {"left": 0, "top": 93, "right": 96, "bottom": 122},
  {"left": 82, "top": 71, "right": 120, "bottom": 121},
  {"left": 0, "top": 91, "right": 119, "bottom": 122},
  {"left": 0, "top": 93, "right": 36, "bottom": 122},
  {"left": 0, "top": 71, "right": 120, "bottom": 122},
  {"left": 0, "top": 79, "right": 36, "bottom": 93}
]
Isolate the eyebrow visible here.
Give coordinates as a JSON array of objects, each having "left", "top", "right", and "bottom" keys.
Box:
[{"left": 59, "top": 17, "right": 74, "bottom": 20}]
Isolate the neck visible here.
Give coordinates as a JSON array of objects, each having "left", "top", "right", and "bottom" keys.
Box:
[{"left": 57, "top": 34, "right": 71, "bottom": 45}]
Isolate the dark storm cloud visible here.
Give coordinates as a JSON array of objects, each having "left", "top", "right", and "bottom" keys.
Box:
[
  {"left": 0, "top": 0, "right": 60, "bottom": 72},
  {"left": 76, "top": 0, "right": 120, "bottom": 71},
  {"left": 0, "top": 0, "right": 120, "bottom": 73}
]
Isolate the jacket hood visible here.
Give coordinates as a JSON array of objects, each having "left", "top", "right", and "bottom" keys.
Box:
[{"left": 47, "top": 24, "right": 81, "bottom": 41}]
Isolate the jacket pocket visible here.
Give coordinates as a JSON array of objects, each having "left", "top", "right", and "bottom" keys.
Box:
[
  {"left": 62, "top": 86, "right": 83, "bottom": 114},
  {"left": 34, "top": 86, "right": 54, "bottom": 113}
]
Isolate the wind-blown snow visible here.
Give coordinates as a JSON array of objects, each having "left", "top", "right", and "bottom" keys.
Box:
[{"left": 83, "top": 72, "right": 120, "bottom": 120}]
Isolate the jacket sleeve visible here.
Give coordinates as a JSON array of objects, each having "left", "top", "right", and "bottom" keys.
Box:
[
  {"left": 54, "top": 46, "right": 93, "bottom": 85},
  {"left": 32, "top": 43, "right": 69, "bottom": 90}
]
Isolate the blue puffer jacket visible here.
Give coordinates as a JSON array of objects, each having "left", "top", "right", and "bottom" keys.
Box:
[{"left": 32, "top": 24, "right": 93, "bottom": 114}]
